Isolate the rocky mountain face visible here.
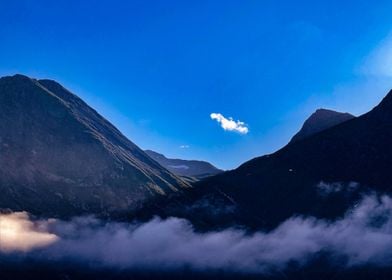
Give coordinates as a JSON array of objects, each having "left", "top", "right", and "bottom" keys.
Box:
[
  {"left": 290, "top": 108, "right": 355, "bottom": 143},
  {"left": 144, "top": 150, "right": 223, "bottom": 179},
  {"left": 148, "top": 89, "right": 392, "bottom": 230},
  {"left": 0, "top": 75, "right": 189, "bottom": 217}
]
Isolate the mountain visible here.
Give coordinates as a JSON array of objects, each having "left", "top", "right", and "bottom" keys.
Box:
[
  {"left": 0, "top": 74, "right": 190, "bottom": 217},
  {"left": 3, "top": 73, "right": 392, "bottom": 233},
  {"left": 144, "top": 150, "right": 223, "bottom": 179},
  {"left": 290, "top": 108, "right": 355, "bottom": 143},
  {"left": 148, "top": 89, "right": 392, "bottom": 230}
]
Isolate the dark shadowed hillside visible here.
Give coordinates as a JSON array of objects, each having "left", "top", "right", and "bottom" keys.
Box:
[
  {"left": 0, "top": 74, "right": 189, "bottom": 217},
  {"left": 146, "top": 89, "right": 392, "bottom": 230},
  {"left": 145, "top": 150, "right": 223, "bottom": 179}
]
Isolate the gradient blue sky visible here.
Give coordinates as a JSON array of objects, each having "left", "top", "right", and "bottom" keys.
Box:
[{"left": 1, "top": 0, "right": 392, "bottom": 169}]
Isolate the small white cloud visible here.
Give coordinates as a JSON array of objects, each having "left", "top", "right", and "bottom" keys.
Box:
[
  {"left": 210, "top": 113, "right": 249, "bottom": 134},
  {"left": 179, "top": 145, "right": 190, "bottom": 149}
]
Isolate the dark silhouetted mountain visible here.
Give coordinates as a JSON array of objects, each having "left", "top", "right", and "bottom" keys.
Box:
[
  {"left": 144, "top": 150, "right": 223, "bottom": 179},
  {"left": 290, "top": 108, "right": 355, "bottom": 143},
  {"left": 0, "top": 74, "right": 190, "bottom": 217},
  {"left": 146, "top": 89, "right": 392, "bottom": 230}
]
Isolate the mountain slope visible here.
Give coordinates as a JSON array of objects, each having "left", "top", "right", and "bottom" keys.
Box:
[
  {"left": 150, "top": 89, "right": 392, "bottom": 230},
  {"left": 0, "top": 74, "right": 189, "bottom": 216},
  {"left": 290, "top": 108, "right": 355, "bottom": 142},
  {"left": 145, "top": 150, "right": 223, "bottom": 179}
]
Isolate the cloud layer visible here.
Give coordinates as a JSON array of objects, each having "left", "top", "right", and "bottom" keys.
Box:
[
  {"left": 210, "top": 113, "right": 249, "bottom": 134},
  {"left": 0, "top": 212, "right": 58, "bottom": 252},
  {"left": 2, "top": 194, "right": 392, "bottom": 274}
]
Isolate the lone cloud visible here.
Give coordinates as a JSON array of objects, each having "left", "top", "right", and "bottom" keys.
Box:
[{"left": 210, "top": 113, "right": 249, "bottom": 134}]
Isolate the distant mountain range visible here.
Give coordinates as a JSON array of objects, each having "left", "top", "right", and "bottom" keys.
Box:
[
  {"left": 144, "top": 150, "right": 223, "bottom": 180},
  {"left": 0, "top": 74, "right": 190, "bottom": 216}
]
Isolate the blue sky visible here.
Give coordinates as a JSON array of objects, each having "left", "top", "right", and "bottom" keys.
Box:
[{"left": 1, "top": 0, "right": 392, "bottom": 169}]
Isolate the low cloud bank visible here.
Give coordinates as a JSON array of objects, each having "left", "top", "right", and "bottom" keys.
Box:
[
  {"left": 210, "top": 113, "right": 249, "bottom": 134},
  {"left": 1, "top": 194, "right": 392, "bottom": 273},
  {"left": 0, "top": 212, "right": 58, "bottom": 252}
]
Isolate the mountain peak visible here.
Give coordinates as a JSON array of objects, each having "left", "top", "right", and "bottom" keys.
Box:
[
  {"left": 313, "top": 108, "right": 350, "bottom": 116},
  {"left": 290, "top": 108, "right": 355, "bottom": 143},
  {"left": 0, "top": 74, "right": 33, "bottom": 84},
  {"left": 314, "top": 108, "right": 336, "bottom": 113},
  {"left": 3, "top": 73, "right": 30, "bottom": 80}
]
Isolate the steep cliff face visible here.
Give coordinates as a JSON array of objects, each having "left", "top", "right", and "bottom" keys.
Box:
[{"left": 0, "top": 74, "right": 189, "bottom": 216}]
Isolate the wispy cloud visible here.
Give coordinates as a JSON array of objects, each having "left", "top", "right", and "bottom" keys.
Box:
[
  {"left": 179, "top": 145, "right": 190, "bottom": 149},
  {"left": 210, "top": 113, "right": 249, "bottom": 134}
]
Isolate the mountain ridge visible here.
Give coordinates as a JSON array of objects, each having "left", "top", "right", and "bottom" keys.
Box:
[
  {"left": 2, "top": 73, "right": 392, "bottom": 232},
  {"left": 0, "top": 74, "right": 190, "bottom": 217},
  {"left": 145, "top": 88, "right": 392, "bottom": 230},
  {"left": 144, "top": 149, "right": 223, "bottom": 179}
]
